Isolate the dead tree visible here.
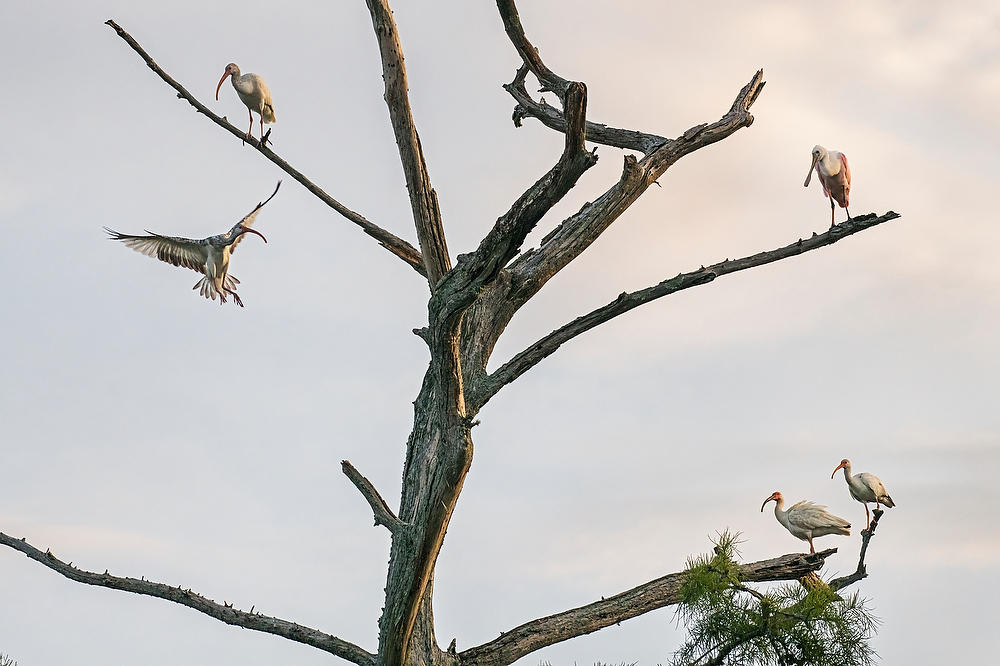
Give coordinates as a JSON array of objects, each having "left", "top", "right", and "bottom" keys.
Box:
[{"left": 1, "top": 3, "right": 900, "bottom": 666}]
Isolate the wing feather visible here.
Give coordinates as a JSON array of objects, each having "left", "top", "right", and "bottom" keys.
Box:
[
  {"left": 230, "top": 180, "right": 281, "bottom": 254},
  {"left": 105, "top": 228, "right": 209, "bottom": 275}
]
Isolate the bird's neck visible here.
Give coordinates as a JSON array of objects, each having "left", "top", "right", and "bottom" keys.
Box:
[{"left": 819, "top": 153, "right": 841, "bottom": 177}]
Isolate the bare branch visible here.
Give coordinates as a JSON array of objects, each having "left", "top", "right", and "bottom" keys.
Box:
[
  {"left": 830, "top": 507, "right": 884, "bottom": 591},
  {"left": 103, "top": 19, "right": 426, "bottom": 277},
  {"left": 342, "top": 460, "right": 405, "bottom": 533},
  {"left": 0, "top": 531, "right": 374, "bottom": 666},
  {"left": 504, "top": 66, "right": 666, "bottom": 154},
  {"left": 438, "top": 81, "right": 596, "bottom": 308},
  {"left": 471, "top": 211, "right": 901, "bottom": 410},
  {"left": 363, "top": 1, "right": 451, "bottom": 287},
  {"left": 496, "top": 0, "right": 667, "bottom": 154},
  {"left": 503, "top": 70, "right": 766, "bottom": 307},
  {"left": 459, "top": 549, "right": 837, "bottom": 666}
]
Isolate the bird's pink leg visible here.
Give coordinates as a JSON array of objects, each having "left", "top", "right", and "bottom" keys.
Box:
[
  {"left": 808, "top": 537, "right": 816, "bottom": 554},
  {"left": 829, "top": 196, "right": 836, "bottom": 227},
  {"left": 259, "top": 115, "right": 264, "bottom": 140},
  {"left": 247, "top": 108, "right": 254, "bottom": 139},
  {"left": 864, "top": 503, "right": 871, "bottom": 529}
]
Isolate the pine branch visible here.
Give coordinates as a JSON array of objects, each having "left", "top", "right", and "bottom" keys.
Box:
[
  {"left": 459, "top": 549, "right": 835, "bottom": 666},
  {"left": 0, "top": 531, "right": 374, "bottom": 666},
  {"left": 103, "top": 19, "right": 426, "bottom": 277}
]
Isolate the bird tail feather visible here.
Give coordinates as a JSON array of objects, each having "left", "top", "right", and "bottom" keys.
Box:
[
  {"left": 262, "top": 104, "right": 276, "bottom": 124},
  {"left": 881, "top": 495, "right": 895, "bottom": 508}
]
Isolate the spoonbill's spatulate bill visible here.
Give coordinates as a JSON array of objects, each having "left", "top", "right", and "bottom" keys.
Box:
[
  {"left": 105, "top": 181, "right": 281, "bottom": 308},
  {"left": 216, "top": 63, "right": 275, "bottom": 140},
  {"left": 761, "top": 491, "right": 851, "bottom": 554},
  {"left": 832, "top": 458, "right": 895, "bottom": 529},
  {"left": 804, "top": 144, "right": 851, "bottom": 226}
]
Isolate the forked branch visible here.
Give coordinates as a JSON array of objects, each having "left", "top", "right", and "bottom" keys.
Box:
[
  {"left": 830, "top": 507, "right": 884, "bottom": 591},
  {"left": 471, "top": 211, "right": 901, "bottom": 409},
  {"left": 439, "top": 81, "right": 596, "bottom": 306},
  {"left": 496, "top": 0, "right": 667, "bottom": 154},
  {"left": 0, "top": 532, "right": 374, "bottom": 666},
  {"left": 459, "top": 548, "right": 837, "bottom": 666},
  {"left": 103, "top": 19, "right": 425, "bottom": 277}
]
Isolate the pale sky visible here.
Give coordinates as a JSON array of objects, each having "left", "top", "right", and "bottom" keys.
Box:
[{"left": 2, "top": 1, "right": 999, "bottom": 664}]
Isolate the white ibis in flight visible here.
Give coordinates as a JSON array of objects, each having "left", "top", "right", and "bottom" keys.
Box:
[
  {"left": 831, "top": 458, "right": 895, "bottom": 529},
  {"left": 105, "top": 181, "right": 280, "bottom": 308},
  {"left": 216, "top": 63, "right": 276, "bottom": 140},
  {"left": 804, "top": 144, "right": 851, "bottom": 226},
  {"left": 761, "top": 491, "right": 851, "bottom": 554}
]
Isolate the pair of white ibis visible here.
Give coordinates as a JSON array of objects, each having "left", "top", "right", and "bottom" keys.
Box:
[
  {"left": 105, "top": 182, "right": 281, "bottom": 307},
  {"left": 216, "top": 63, "right": 275, "bottom": 141},
  {"left": 762, "top": 458, "right": 894, "bottom": 554},
  {"left": 804, "top": 144, "right": 851, "bottom": 226}
]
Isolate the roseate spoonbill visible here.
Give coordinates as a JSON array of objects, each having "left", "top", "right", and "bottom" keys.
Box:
[
  {"left": 804, "top": 144, "right": 851, "bottom": 226},
  {"left": 216, "top": 63, "right": 276, "bottom": 140},
  {"left": 831, "top": 458, "right": 895, "bottom": 529},
  {"left": 105, "top": 181, "right": 280, "bottom": 307},
  {"left": 761, "top": 491, "right": 851, "bottom": 554}
]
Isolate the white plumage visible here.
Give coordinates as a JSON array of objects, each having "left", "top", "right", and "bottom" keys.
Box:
[
  {"left": 832, "top": 458, "right": 895, "bottom": 529},
  {"left": 761, "top": 491, "right": 851, "bottom": 554},
  {"left": 105, "top": 181, "right": 280, "bottom": 307},
  {"left": 216, "top": 63, "right": 276, "bottom": 140}
]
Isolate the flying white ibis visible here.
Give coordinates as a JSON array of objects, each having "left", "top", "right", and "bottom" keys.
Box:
[
  {"left": 216, "top": 63, "right": 276, "bottom": 140},
  {"left": 831, "top": 458, "right": 895, "bottom": 529},
  {"left": 804, "top": 144, "right": 851, "bottom": 226},
  {"left": 105, "top": 181, "right": 280, "bottom": 308},
  {"left": 761, "top": 491, "right": 851, "bottom": 554}
]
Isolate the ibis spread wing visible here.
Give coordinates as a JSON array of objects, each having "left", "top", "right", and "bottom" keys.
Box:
[
  {"left": 105, "top": 228, "right": 209, "bottom": 275},
  {"left": 230, "top": 180, "right": 280, "bottom": 254}
]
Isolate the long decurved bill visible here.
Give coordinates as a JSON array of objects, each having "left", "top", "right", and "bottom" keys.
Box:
[
  {"left": 831, "top": 461, "right": 847, "bottom": 479},
  {"left": 803, "top": 154, "right": 819, "bottom": 187},
  {"left": 760, "top": 493, "right": 778, "bottom": 512},
  {"left": 215, "top": 70, "right": 230, "bottom": 101},
  {"left": 241, "top": 226, "right": 267, "bottom": 243}
]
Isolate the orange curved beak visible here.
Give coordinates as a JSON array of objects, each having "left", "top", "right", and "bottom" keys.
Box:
[
  {"left": 241, "top": 226, "right": 267, "bottom": 243},
  {"left": 215, "top": 70, "right": 229, "bottom": 101},
  {"left": 831, "top": 462, "right": 847, "bottom": 479}
]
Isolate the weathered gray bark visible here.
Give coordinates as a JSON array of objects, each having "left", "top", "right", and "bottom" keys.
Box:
[{"left": 1, "top": 4, "right": 902, "bottom": 666}]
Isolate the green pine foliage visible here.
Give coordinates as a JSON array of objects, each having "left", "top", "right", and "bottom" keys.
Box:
[{"left": 670, "top": 533, "right": 878, "bottom": 666}]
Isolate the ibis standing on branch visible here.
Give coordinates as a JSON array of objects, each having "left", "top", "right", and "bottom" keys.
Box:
[
  {"left": 761, "top": 491, "right": 851, "bottom": 554},
  {"left": 216, "top": 63, "right": 276, "bottom": 140},
  {"left": 831, "top": 458, "right": 895, "bottom": 529},
  {"left": 105, "top": 181, "right": 281, "bottom": 308},
  {"left": 804, "top": 144, "right": 851, "bottom": 226}
]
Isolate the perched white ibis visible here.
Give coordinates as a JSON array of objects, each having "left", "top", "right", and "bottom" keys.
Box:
[
  {"left": 105, "top": 181, "right": 280, "bottom": 308},
  {"left": 761, "top": 491, "right": 851, "bottom": 554},
  {"left": 216, "top": 63, "right": 276, "bottom": 140},
  {"left": 831, "top": 458, "right": 895, "bottom": 529},
  {"left": 804, "top": 144, "right": 851, "bottom": 226}
]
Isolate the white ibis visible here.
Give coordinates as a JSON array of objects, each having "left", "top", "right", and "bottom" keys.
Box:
[
  {"left": 761, "top": 491, "right": 851, "bottom": 554},
  {"left": 831, "top": 458, "right": 895, "bottom": 529},
  {"left": 804, "top": 144, "right": 851, "bottom": 226},
  {"left": 105, "top": 181, "right": 280, "bottom": 308},
  {"left": 216, "top": 63, "right": 275, "bottom": 140}
]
